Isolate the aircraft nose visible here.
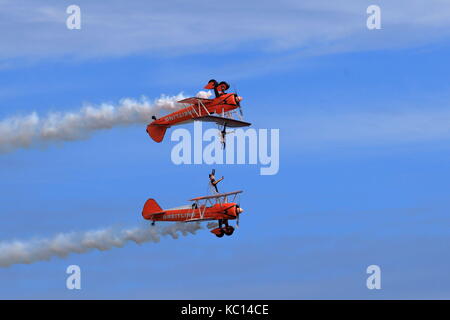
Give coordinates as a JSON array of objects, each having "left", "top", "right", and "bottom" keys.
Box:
[
  {"left": 237, "top": 207, "right": 244, "bottom": 214},
  {"left": 237, "top": 96, "right": 243, "bottom": 102}
]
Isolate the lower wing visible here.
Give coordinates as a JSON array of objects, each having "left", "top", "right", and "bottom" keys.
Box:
[{"left": 196, "top": 115, "right": 251, "bottom": 128}]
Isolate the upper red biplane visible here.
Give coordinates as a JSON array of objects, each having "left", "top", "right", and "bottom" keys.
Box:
[
  {"left": 146, "top": 80, "right": 251, "bottom": 146},
  {"left": 142, "top": 190, "right": 244, "bottom": 238}
]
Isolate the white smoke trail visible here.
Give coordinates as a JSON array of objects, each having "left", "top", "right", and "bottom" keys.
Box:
[
  {"left": 0, "top": 222, "right": 202, "bottom": 267},
  {"left": 0, "top": 93, "right": 188, "bottom": 153},
  {"left": 206, "top": 222, "right": 219, "bottom": 229},
  {"left": 196, "top": 90, "right": 212, "bottom": 99}
]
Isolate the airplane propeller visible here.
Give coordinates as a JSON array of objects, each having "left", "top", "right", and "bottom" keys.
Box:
[
  {"left": 235, "top": 192, "right": 243, "bottom": 228},
  {"left": 234, "top": 93, "right": 244, "bottom": 117},
  {"left": 236, "top": 204, "right": 241, "bottom": 228},
  {"left": 222, "top": 203, "right": 243, "bottom": 228},
  {"left": 232, "top": 84, "right": 244, "bottom": 117}
]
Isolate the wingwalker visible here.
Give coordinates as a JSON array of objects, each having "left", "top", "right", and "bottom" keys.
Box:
[
  {"left": 146, "top": 79, "right": 251, "bottom": 148},
  {"left": 141, "top": 171, "right": 244, "bottom": 238}
]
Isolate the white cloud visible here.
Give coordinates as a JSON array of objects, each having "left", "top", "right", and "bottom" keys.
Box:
[{"left": 0, "top": 0, "right": 449, "bottom": 61}]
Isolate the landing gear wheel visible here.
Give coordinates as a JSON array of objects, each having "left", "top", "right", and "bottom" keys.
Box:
[
  {"left": 211, "top": 226, "right": 225, "bottom": 238},
  {"left": 215, "top": 231, "right": 224, "bottom": 238},
  {"left": 224, "top": 226, "right": 234, "bottom": 236}
]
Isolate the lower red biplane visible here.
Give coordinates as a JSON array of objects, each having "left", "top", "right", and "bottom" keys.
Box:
[
  {"left": 146, "top": 80, "right": 251, "bottom": 147},
  {"left": 142, "top": 191, "right": 244, "bottom": 237}
]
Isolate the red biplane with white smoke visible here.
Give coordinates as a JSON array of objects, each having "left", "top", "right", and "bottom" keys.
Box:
[
  {"left": 142, "top": 170, "right": 244, "bottom": 238},
  {"left": 146, "top": 79, "right": 251, "bottom": 147},
  {"left": 142, "top": 191, "right": 244, "bottom": 238}
]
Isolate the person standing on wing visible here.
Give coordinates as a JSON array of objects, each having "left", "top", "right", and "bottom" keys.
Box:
[
  {"left": 204, "top": 79, "right": 230, "bottom": 98},
  {"left": 209, "top": 169, "right": 224, "bottom": 193}
]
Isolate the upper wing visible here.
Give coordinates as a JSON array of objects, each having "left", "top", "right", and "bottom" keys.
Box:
[
  {"left": 195, "top": 115, "right": 251, "bottom": 128},
  {"left": 178, "top": 97, "right": 213, "bottom": 105},
  {"left": 189, "top": 190, "right": 243, "bottom": 201}
]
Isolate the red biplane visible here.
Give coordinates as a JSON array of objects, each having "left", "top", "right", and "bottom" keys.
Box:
[
  {"left": 146, "top": 80, "right": 251, "bottom": 146},
  {"left": 142, "top": 190, "right": 244, "bottom": 237}
]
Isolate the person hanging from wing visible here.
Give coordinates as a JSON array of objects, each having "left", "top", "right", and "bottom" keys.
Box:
[
  {"left": 209, "top": 169, "right": 224, "bottom": 194},
  {"left": 204, "top": 79, "right": 230, "bottom": 98}
]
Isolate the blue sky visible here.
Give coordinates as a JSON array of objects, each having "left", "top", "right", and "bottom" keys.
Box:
[{"left": 1, "top": 0, "right": 450, "bottom": 299}]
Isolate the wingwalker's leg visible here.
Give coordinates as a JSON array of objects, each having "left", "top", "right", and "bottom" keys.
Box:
[{"left": 220, "top": 124, "right": 227, "bottom": 149}]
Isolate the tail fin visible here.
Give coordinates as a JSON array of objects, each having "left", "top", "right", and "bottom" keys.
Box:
[
  {"left": 146, "top": 124, "right": 168, "bottom": 143},
  {"left": 142, "top": 198, "right": 163, "bottom": 219}
]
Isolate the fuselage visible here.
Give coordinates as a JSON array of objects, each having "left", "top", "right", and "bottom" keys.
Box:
[
  {"left": 143, "top": 202, "right": 241, "bottom": 223},
  {"left": 152, "top": 93, "right": 240, "bottom": 127}
]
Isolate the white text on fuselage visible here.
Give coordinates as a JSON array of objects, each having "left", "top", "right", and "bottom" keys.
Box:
[
  {"left": 163, "top": 213, "right": 195, "bottom": 220},
  {"left": 164, "top": 109, "right": 195, "bottom": 122}
]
